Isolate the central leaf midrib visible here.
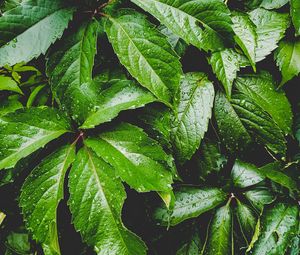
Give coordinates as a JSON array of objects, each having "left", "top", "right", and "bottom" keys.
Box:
[
  {"left": 109, "top": 16, "right": 169, "bottom": 96},
  {"left": 85, "top": 148, "right": 130, "bottom": 254},
  {"left": 2, "top": 6, "right": 69, "bottom": 48},
  {"left": 139, "top": 0, "right": 224, "bottom": 36}
]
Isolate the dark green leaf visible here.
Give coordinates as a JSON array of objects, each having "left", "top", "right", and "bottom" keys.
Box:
[
  {"left": 0, "top": 0, "right": 74, "bottom": 66},
  {"left": 176, "top": 230, "right": 202, "bottom": 255},
  {"left": 172, "top": 73, "right": 214, "bottom": 163},
  {"left": 231, "top": 160, "right": 264, "bottom": 188},
  {"left": 244, "top": 188, "right": 276, "bottom": 212},
  {"left": 259, "top": 162, "right": 298, "bottom": 192},
  {"left": 155, "top": 187, "right": 227, "bottom": 226},
  {"left": 234, "top": 72, "right": 293, "bottom": 135},
  {"left": 0, "top": 107, "right": 72, "bottom": 170},
  {"left": 196, "top": 140, "right": 227, "bottom": 180},
  {"left": 236, "top": 200, "right": 256, "bottom": 244},
  {"left": 159, "top": 25, "right": 187, "bottom": 57},
  {"left": 209, "top": 49, "right": 242, "bottom": 97},
  {"left": 214, "top": 92, "right": 252, "bottom": 152},
  {"left": 137, "top": 104, "right": 173, "bottom": 149},
  {"left": 105, "top": 9, "right": 182, "bottom": 104},
  {"left": 275, "top": 39, "right": 300, "bottom": 86},
  {"left": 68, "top": 147, "right": 147, "bottom": 255},
  {"left": 85, "top": 122, "right": 174, "bottom": 192},
  {"left": 291, "top": 0, "right": 300, "bottom": 36},
  {"left": 250, "top": 203, "right": 299, "bottom": 255},
  {"left": 20, "top": 144, "right": 76, "bottom": 254},
  {"left": 81, "top": 79, "right": 156, "bottom": 129},
  {"left": 131, "top": 0, "right": 233, "bottom": 52},
  {"left": 47, "top": 19, "right": 98, "bottom": 124},
  {"left": 0, "top": 97, "right": 23, "bottom": 116},
  {"left": 231, "top": 93, "right": 287, "bottom": 156},
  {"left": 204, "top": 204, "right": 232, "bottom": 255}
]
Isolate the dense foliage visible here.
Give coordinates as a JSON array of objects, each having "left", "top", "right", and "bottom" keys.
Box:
[{"left": 0, "top": 0, "right": 300, "bottom": 254}]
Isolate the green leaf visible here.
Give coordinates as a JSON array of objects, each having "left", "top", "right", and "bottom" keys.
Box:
[
  {"left": 0, "top": 76, "right": 22, "bottom": 94},
  {"left": 236, "top": 200, "right": 256, "bottom": 244},
  {"left": 249, "top": 8, "right": 290, "bottom": 62},
  {"left": 291, "top": 0, "right": 300, "bottom": 36},
  {"left": 131, "top": 0, "right": 233, "bottom": 52},
  {"left": 172, "top": 73, "right": 214, "bottom": 163},
  {"left": 250, "top": 203, "right": 299, "bottom": 255},
  {"left": 234, "top": 72, "right": 293, "bottom": 135},
  {"left": 232, "top": 12, "right": 257, "bottom": 71},
  {"left": 259, "top": 162, "right": 298, "bottom": 192},
  {"left": 85, "top": 122, "right": 174, "bottom": 192},
  {"left": 244, "top": 188, "right": 276, "bottom": 212},
  {"left": 68, "top": 147, "right": 147, "bottom": 255},
  {"left": 214, "top": 92, "right": 252, "bottom": 152},
  {"left": 0, "top": 97, "right": 23, "bottom": 116},
  {"left": 176, "top": 230, "right": 202, "bottom": 255},
  {"left": 275, "top": 39, "right": 300, "bottom": 86},
  {"left": 0, "top": 0, "right": 74, "bottom": 67},
  {"left": 81, "top": 79, "right": 156, "bottom": 129},
  {"left": 196, "top": 140, "right": 227, "bottom": 181},
  {"left": 204, "top": 204, "right": 232, "bottom": 255},
  {"left": 47, "top": 19, "right": 98, "bottom": 124},
  {"left": 209, "top": 49, "right": 242, "bottom": 97},
  {"left": 154, "top": 187, "right": 227, "bottom": 226},
  {"left": 230, "top": 93, "right": 287, "bottom": 156},
  {"left": 159, "top": 25, "right": 187, "bottom": 57},
  {"left": 105, "top": 9, "right": 182, "bottom": 104},
  {"left": 0, "top": 107, "right": 72, "bottom": 170},
  {"left": 260, "top": 0, "right": 288, "bottom": 9},
  {"left": 231, "top": 160, "right": 264, "bottom": 188},
  {"left": 137, "top": 104, "right": 173, "bottom": 149},
  {"left": 20, "top": 144, "right": 75, "bottom": 255},
  {"left": 5, "top": 230, "right": 31, "bottom": 255}
]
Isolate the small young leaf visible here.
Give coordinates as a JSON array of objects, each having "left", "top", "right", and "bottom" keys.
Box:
[
  {"left": 249, "top": 8, "right": 290, "bottom": 62},
  {"left": 0, "top": 76, "right": 22, "bottom": 94},
  {"left": 275, "top": 40, "right": 300, "bottom": 86},
  {"left": 172, "top": 73, "right": 215, "bottom": 163},
  {"left": 204, "top": 204, "right": 232, "bottom": 255},
  {"left": 85, "top": 123, "right": 174, "bottom": 192},
  {"left": 105, "top": 9, "right": 182, "bottom": 104},
  {"left": 155, "top": 187, "right": 227, "bottom": 226},
  {"left": 20, "top": 144, "right": 76, "bottom": 255},
  {"left": 250, "top": 203, "right": 299, "bottom": 255},
  {"left": 0, "top": 107, "right": 72, "bottom": 170},
  {"left": 0, "top": 0, "right": 74, "bottom": 66},
  {"left": 68, "top": 147, "right": 147, "bottom": 255},
  {"left": 131, "top": 0, "right": 233, "bottom": 52},
  {"left": 291, "top": 0, "right": 300, "bottom": 36}
]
